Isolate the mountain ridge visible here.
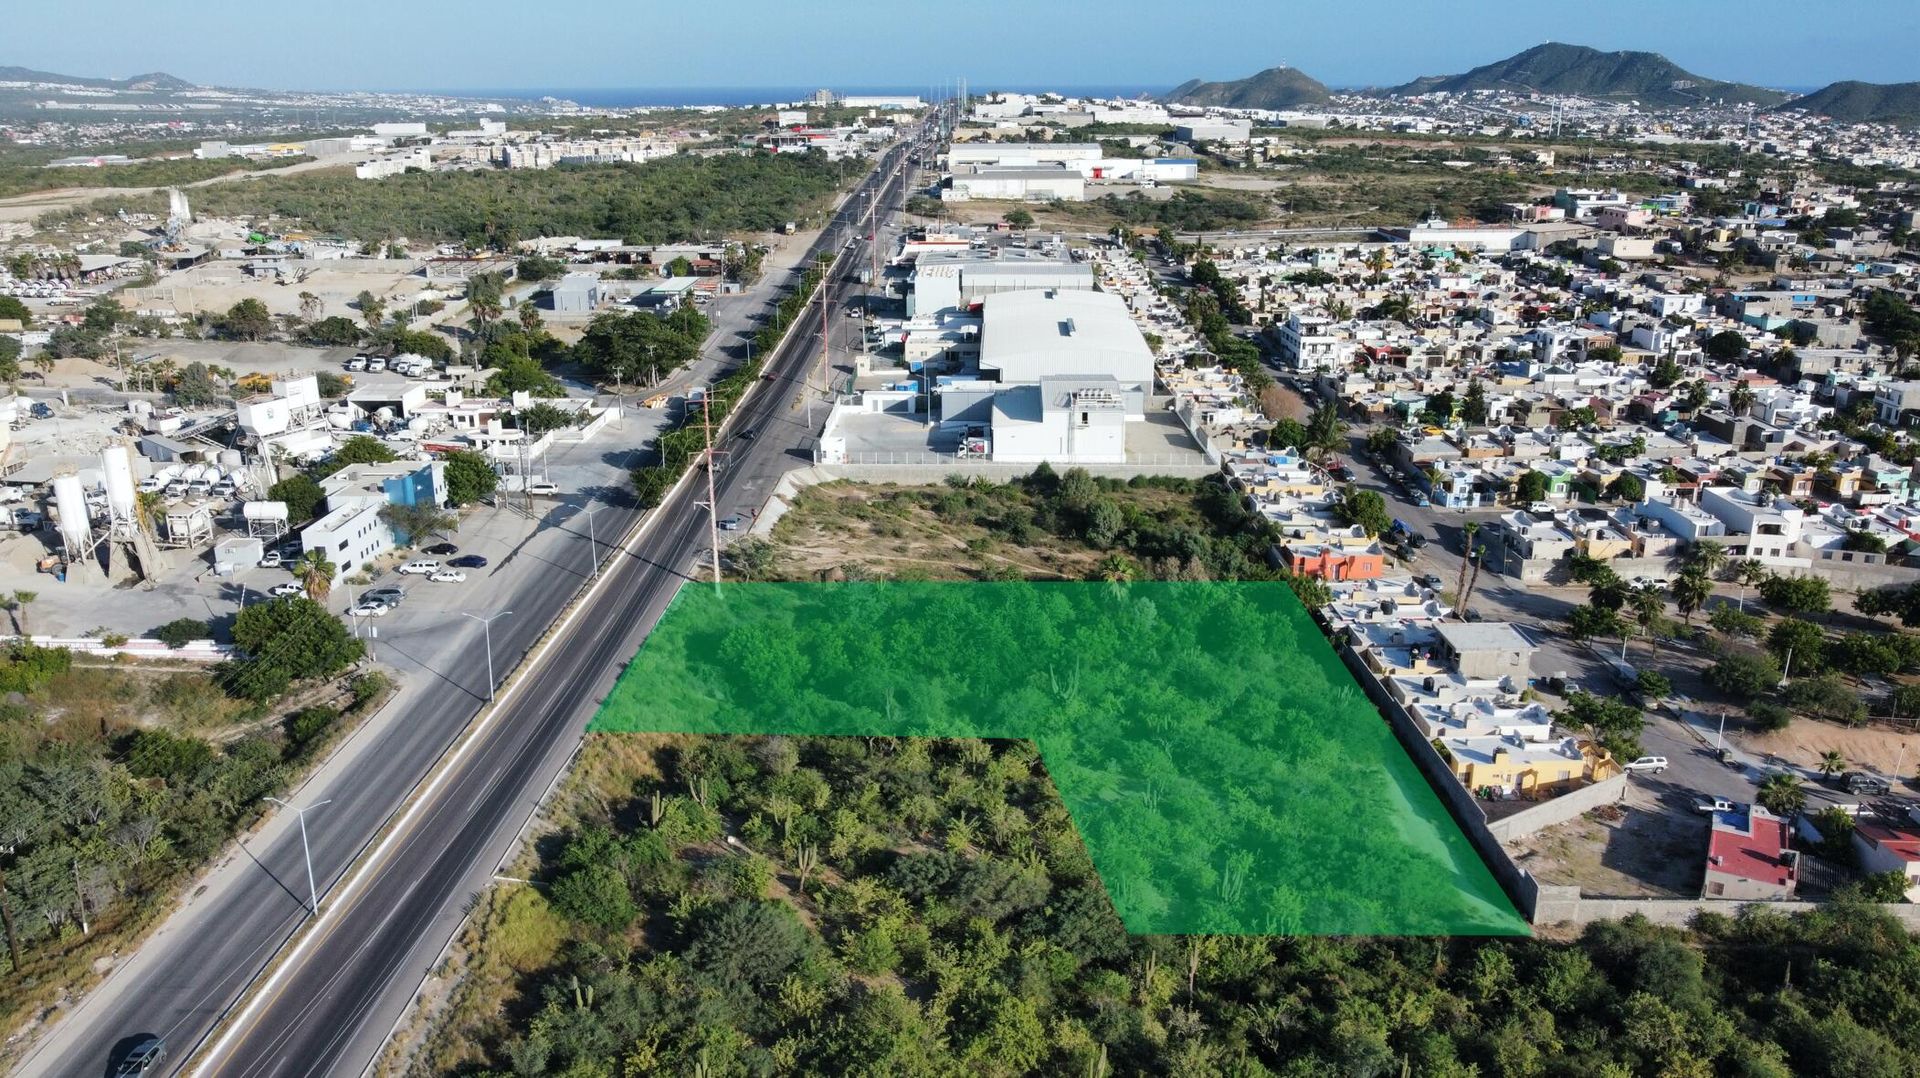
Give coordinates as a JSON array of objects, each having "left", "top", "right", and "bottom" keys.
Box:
[
  {"left": 0, "top": 65, "right": 194, "bottom": 92},
  {"left": 1380, "top": 43, "right": 1789, "bottom": 108},
  {"left": 1160, "top": 66, "right": 1332, "bottom": 110},
  {"left": 1782, "top": 79, "right": 1920, "bottom": 127}
]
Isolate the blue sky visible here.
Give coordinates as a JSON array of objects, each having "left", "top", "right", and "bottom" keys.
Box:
[{"left": 8, "top": 0, "right": 1918, "bottom": 92}]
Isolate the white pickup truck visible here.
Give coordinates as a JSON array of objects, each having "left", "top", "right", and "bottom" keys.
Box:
[{"left": 1694, "top": 798, "right": 1735, "bottom": 814}]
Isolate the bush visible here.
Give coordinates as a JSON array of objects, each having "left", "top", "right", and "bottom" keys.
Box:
[
  {"left": 288, "top": 705, "right": 339, "bottom": 746},
  {"left": 442, "top": 449, "right": 499, "bottom": 506},
  {"left": 153, "top": 617, "right": 212, "bottom": 649},
  {"left": 1708, "top": 650, "right": 1781, "bottom": 700},
  {"left": 1751, "top": 701, "right": 1793, "bottom": 732},
  {"left": 1784, "top": 674, "right": 1868, "bottom": 725}
]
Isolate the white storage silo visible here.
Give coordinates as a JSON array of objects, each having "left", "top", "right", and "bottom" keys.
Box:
[
  {"left": 102, "top": 445, "right": 138, "bottom": 523},
  {"left": 53, "top": 473, "right": 92, "bottom": 555}
]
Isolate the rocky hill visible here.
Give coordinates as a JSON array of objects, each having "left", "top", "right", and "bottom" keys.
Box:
[
  {"left": 1782, "top": 80, "right": 1920, "bottom": 127},
  {"left": 1382, "top": 43, "right": 1788, "bottom": 108},
  {"left": 1162, "top": 66, "right": 1332, "bottom": 110}
]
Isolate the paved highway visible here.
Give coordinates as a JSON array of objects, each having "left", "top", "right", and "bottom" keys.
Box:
[
  {"left": 195, "top": 136, "right": 922, "bottom": 1078},
  {"left": 13, "top": 135, "right": 922, "bottom": 1078}
]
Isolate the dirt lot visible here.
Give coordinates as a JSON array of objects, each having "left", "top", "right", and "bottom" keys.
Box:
[
  {"left": 767, "top": 479, "right": 1198, "bottom": 582},
  {"left": 1750, "top": 720, "right": 1920, "bottom": 780},
  {"left": 1505, "top": 784, "right": 1704, "bottom": 898}
]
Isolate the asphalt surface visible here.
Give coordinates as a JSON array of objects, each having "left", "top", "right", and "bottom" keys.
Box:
[
  {"left": 17, "top": 134, "right": 923, "bottom": 1078},
  {"left": 197, "top": 137, "right": 923, "bottom": 1077}
]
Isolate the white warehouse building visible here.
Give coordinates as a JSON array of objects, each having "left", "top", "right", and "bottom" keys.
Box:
[
  {"left": 943, "top": 165, "right": 1085, "bottom": 202},
  {"left": 967, "top": 289, "right": 1156, "bottom": 464}
]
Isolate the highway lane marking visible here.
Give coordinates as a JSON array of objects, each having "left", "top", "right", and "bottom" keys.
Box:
[{"left": 191, "top": 147, "right": 906, "bottom": 1076}]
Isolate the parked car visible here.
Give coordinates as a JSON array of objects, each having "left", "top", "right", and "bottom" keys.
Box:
[
  {"left": 112, "top": 1036, "right": 166, "bottom": 1077},
  {"left": 423, "top": 542, "right": 458, "bottom": 556},
  {"left": 719, "top": 514, "right": 745, "bottom": 531},
  {"left": 349, "top": 602, "right": 389, "bottom": 618},
  {"left": 1414, "top": 573, "right": 1444, "bottom": 590},
  {"left": 267, "top": 582, "right": 304, "bottom": 598},
  {"left": 1527, "top": 501, "right": 1554, "bottom": 515},
  {"left": 447, "top": 554, "right": 488, "bottom": 569},
  {"left": 364, "top": 586, "right": 406, "bottom": 606},
  {"left": 365, "top": 356, "right": 387, "bottom": 372},
  {"left": 258, "top": 551, "right": 283, "bottom": 568},
  {"left": 1843, "top": 771, "right": 1892, "bottom": 795},
  {"left": 1623, "top": 756, "right": 1669, "bottom": 774},
  {"left": 1412, "top": 494, "right": 1431, "bottom": 508},
  {"left": 397, "top": 560, "right": 440, "bottom": 575},
  {"left": 524, "top": 481, "right": 559, "bottom": 497},
  {"left": 428, "top": 569, "right": 467, "bottom": 583},
  {"left": 345, "top": 357, "right": 367, "bottom": 372}
]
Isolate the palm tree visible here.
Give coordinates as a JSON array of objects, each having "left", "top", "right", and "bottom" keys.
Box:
[
  {"left": 1688, "top": 539, "right": 1729, "bottom": 580},
  {"left": 1734, "top": 558, "right": 1769, "bottom": 610},
  {"left": 1455, "top": 522, "right": 1479, "bottom": 605},
  {"left": 1671, "top": 570, "right": 1712, "bottom": 625},
  {"left": 135, "top": 490, "right": 165, "bottom": 537},
  {"left": 10, "top": 590, "right": 35, "bottom": 638},
  {"left": 1757, "top": 771, "right": 1807, "bottom": 816},
  {"left": 1818, "top": 751, "right": 1847, "bottom": 779},
  {"left": 1628, "top": 583, "right": 1665, "bottom": 657},
  {"left": 1459, "top": 545, "right": 1489, "bottom": 612},
  {"left": 295, "top": 550, "right": 336, "bottom": 603}
]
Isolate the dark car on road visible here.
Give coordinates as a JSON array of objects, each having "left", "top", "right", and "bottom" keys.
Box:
[
  {"left": 1842, "top": 771, "right": 1892, "bottom": 795},
  {"left": 423, "top": 542, "right": 458, "bottom": 556},
  {"left": 448, "top": 554, "right": 488, "bottom": 569}
]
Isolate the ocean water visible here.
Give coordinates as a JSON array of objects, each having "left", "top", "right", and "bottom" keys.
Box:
[{"left": 431, "top": 85, "right": 1169, "bottom": 108}]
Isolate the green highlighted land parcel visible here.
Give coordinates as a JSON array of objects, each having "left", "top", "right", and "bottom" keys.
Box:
[{"left": 591, "top": 581, "right": 1525, "bottom": 936}]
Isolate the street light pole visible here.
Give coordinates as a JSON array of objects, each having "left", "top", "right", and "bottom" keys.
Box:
[
  {"left": 573, "top": 503, "right": 605, "bottom": 577},
  {"left": 262, "top": 796, "right": 332, "bottom": 916},
  {"left": 460, "top": 610, "right": 514, "bottom": 701}
]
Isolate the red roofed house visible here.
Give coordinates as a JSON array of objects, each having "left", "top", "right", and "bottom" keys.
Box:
[
  {"left": 1702, "top": 806, "right": 1799, "bottom": 901},
  {"left": 1853, "top": 817, "right": 1920, "bottom": 902}
]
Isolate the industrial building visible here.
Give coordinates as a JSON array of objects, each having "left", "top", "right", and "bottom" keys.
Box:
[
  {"left": 1175, "top": 119, "right": 1253, "bottom": 142},
  {"left": 905, "top": 247, "right": 1092, "bottom": 316},
  {"left": 550, "top": 273, "right": 603, "bottom": 313},
  {"left": 946, "top": 142, "right": 1103, "bottom": 169},
  {"left": 307, "top": 461, "right": 447, "bottom": 583},
  {"left": 943, "top": 164, "right": 1085, "bottom": 203},
  {"left": 921, "top": 289, "right": 1156, "bottom": 464}
]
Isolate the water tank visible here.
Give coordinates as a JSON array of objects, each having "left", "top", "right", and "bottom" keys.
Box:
[
  {"left": 101, "top": 445, "right": 137, "bottom": 521},
  {"left": 407, "top": 415, "right": 432, "bottom": 433},
  {"left": 373, "top": 407, "right": 395, "bottom": 424},
  {"left": 53, "top": 474, "right": 92, "bottom": 553},
  {"left": 241, "top": 500, "right": 290, "bottom": 523},
  {"left": 328, "top": 411, "right": 353, "bottom": 429}
]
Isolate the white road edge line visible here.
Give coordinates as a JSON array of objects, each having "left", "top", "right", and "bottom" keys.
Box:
[{"left": 190, "top": 175, "right": 877, "bottom": 1073}]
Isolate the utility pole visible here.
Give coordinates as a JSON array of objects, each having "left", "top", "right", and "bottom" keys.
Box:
[
  {"left": 460, "top": 610, "right": 514, "bottom": 701},
  {"left": 573, "top": 503, "right": 604, "bottom": 578},
  {"left": 699, "top": 391, "right": 722, "bottom": 591},
  {"left": 262, "top": 796, "right": 332, "bottom": 916}
]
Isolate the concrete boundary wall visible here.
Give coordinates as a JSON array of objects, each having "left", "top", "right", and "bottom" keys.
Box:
[
  {"left": 1487, "top": 774, "right": 1628, "bottom": 842},
  {"left": 1531, "top": 884, "right": 1920, "bottom": 929},
  {"left": 1334, "top": 641, "right": 1542, "bottom": 919}
]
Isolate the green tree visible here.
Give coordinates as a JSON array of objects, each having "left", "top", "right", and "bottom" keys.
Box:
[
  {"left": 549, "top": 864, "right": 636, "bottom": 931},
  {"left": 1708, "top": 650, "right": 1782, "bottom": 700},
  {"left": 1759, "top": 574, "right": 1830, "bottom": 616},
  {"left": 1515, "top": 470, "right": 1550, "bottom": 505},
  {"left": 267, "top": 474, "right": 326, "bottom": 523},
  {"left": 170, "top": 361, "right": 224, "bottom": 406},
  {"left": 1556, "top": 690, "right": 1644, "bottom": 759},
  {"left": 1704, "top": 329, "right": 1748, "bottom": 361},
  {"left": 222, "top": 298, "right": 273, "bottom": 341},
  {"left": 0, "top": 295, "right": 30, "bottom": 326},
  {"left": 516, "top": 253, "right": 566, "bottom": 282},
  {"left": 1333, "top": 486, "right": 1392, "bottom": 537},
  {"left": 305, "top": 316, "right": 361, "bottom": 346},
  {"left": 1460, "top": 378, "right": 1489, "bottom": 425},
  {"left": 225, "top": 595, "right": 362, "bottom": 701},
  {"left": 1766, "top": 618, "right": 1827, "bottom": 676},
  {"left": 443, "top": 450, "right": 499, "bottom": 507},
  {"left": 484, "top": 355, "right": 565, "bottom": 397},
  {"left": 379, "top": 502, "right": 457, "bottom": 547},
  {"left": 1002, "top": 208, "right": 1035, "bottom": 229},
  {"left": 1605, "top": 471, "right": 1646, "bottom": 503},
  {"left": 1304, "top": 402, "right": 1345, "bottom": 458},
  {"left": 1671, "top": 570, "right": 1712, "bottom": 625},
  {"left": 356, "top": 289, "right": 386, "bottom": 329}
]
